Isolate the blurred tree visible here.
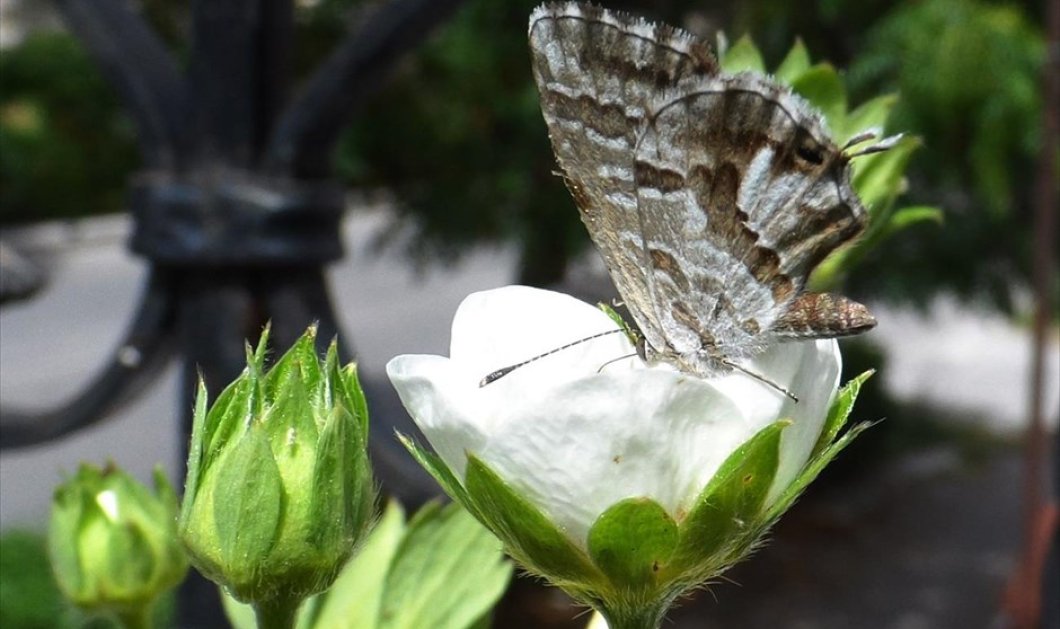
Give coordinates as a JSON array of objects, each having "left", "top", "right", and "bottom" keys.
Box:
[
  {"left": 334, "top": 0, "right": 581, "bottom": 285},
  {"left": 844, "top": 0, "right": 1047, "bottom": 312},
  {"left": 0, "top": 33, "right": 139, "bottom": 223},
  {"left": 0, "top": 0, "right": 1048, "bottom": 304}
]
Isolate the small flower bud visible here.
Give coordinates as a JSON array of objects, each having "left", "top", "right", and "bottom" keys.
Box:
[
  {"left": 178, "top": 325, "right": 376, "bottom": 606},
  {"left": 48, "top": 463, "right": 187, "bottom": 622}
]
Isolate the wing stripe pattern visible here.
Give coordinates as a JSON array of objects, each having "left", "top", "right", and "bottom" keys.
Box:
[{"left": 529, "top": 2, "right": 875, "bottom": 376}]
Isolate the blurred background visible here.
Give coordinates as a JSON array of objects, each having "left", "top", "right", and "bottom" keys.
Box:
[{"left": 0, "top": 0, "right": 1056, "bottom": 627}]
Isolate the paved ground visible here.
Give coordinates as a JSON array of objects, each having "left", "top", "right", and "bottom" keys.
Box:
[{"left": 1, "top": 211, "right": 1057, "bottom": 628}]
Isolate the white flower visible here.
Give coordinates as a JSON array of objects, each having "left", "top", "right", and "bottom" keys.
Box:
[{"left": 386, "top": 285, "right": 841, "bottom": 550}]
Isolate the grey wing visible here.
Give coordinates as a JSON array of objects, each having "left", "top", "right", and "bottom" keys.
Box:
[
  {"left": 632, "top": 72, "right": 869, "bottom": 365},
  {"left": 528, "top": 2, "right": 717, "bottom": 352}
]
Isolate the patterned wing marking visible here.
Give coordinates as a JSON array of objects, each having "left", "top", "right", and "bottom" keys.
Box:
[
  {"left": 529, "top": 2, "right": 718, "bottom": 351},
  {"left": 633, "top": 74, "right": 873, "bottom": 367},
  {"left": 633, "top": 79, "right": 796, "bottom": 367},
  {"left": 771, "top": 293, "right": 876, "bottom": 338}
]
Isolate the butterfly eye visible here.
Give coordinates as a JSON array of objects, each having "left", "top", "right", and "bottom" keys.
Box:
[{"left": 795, "top": 143, "right": 825, "bottom": 166}]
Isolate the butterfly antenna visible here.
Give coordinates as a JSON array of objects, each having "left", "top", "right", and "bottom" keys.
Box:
[
  {"left": 479, "top": 329, "right": 624, "bottom": 387},
  {"left": 722, "top": 360, "right": 799, "bottom": 403},
  {"left": 844, "top": 132, "right": 904, "bottom": 159}
]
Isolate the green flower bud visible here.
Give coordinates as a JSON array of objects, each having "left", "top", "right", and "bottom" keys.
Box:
[
  {"left": 178, "top": 325, "right": 376, "bottom": 607},
  {"left": 48, "top": 463, "right": 187, "bottom": 625}
]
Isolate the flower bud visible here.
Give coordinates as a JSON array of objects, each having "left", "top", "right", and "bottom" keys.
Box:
[
  {"left": 48, "top": 463, "right": 187, "bottom": 621},
  {"left": 178, "top": 325, "right": 375, "bottom": 606}
]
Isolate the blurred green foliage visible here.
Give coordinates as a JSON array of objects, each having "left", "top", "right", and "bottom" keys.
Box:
[
  {"left": 716, "top": 35, "right": 941, "bottom": 291},
  {"left": 0, "top": 531, "right": 66, "bottom": 629},
  {"left": 337, "top": 0, "right": 581, "bottom": 285},
  {"left": 0, "top": 530, "right": 173, "bottom": 629},
  {"left": 844, "top": 0, "right": 1047, "bottom": 311},
  {"left": 0, "top": 0, "right": 1047, "bottom": 309},
  {"left": 0, "top": 34, "right": 139, "bottom": 224}
]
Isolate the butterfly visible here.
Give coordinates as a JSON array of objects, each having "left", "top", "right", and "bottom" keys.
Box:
[{"left": 528, "top": 2, "right": 890, "bottom": 380}]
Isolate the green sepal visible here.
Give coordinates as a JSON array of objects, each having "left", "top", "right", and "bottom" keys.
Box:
[
  {"left": 397, "top": 433, "right": 476, "bottom": 512},
  {"left": 670, "top": 421, "right": 786, "bottom": 576},
  {"left": 325, "top": 339, "right": 369, "bottom": 436},
  {"left": 597, "top": 302, "right": 640, "bottom": 347},
  {"left": 308, "top": 406, "right": 361, "bottom": 553},
  {"left": 586, "top": 498, "right": 678, "bottom": 589},
  {"left": 212, "top": 426, "right": 283, "bottom": 598},
  {"left": 719, "top": 34, "right": 765, "bottom": 74},
  {"left": 180, "top": 379, "right": 209, "bottom": 526},
  {"left": 265, "top": 336, "right": 321, "bottom": 444},
  {"left": 264, "top": 325, "right": 323, "bottom": 409},
  {"left": 463, "top": 455, "right": 602, "bottom": 585},
  {"left": 765, "top": 421, "right": 872, "bottom": 524},
  {"left": 48, "top": 478, "right": 87, "bottom": 599},
  {"left": 152, "top": 466, "right": 178, "bottom": 514},
  {"left": 199, "top": 369, "right": 256, "bottom": 481},
  {"left": 812, "top": 370, "right": 873, "bottom": 458},
  {"left": 789, "top": 63, "right": 847, "bottom": 130},
  {"left": 105, "top": 523, "right": 154, "bottom": 601},
  {"left": 774, "top": 38, "right": 811, "bottom": 84}
]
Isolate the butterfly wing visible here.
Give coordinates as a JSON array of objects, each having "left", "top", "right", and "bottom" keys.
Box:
[
  {"left": 632, "top": 72, "right": 869, "bottom": 370},
  {"left": 530, "top": 3, "right": 876, "bottom": 377},
  {"left": 528, "top": 3, "right": 717, "bottom": 352}
]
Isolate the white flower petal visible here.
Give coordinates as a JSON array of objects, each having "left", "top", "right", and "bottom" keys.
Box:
[
  {"left": 710, "top": 339, "right": 841, "bottom": 502},
  {"left": 387, "top": 285, "right": 843, "bottom": 549},
  {"left": 450, "top": 286, "right": 638, "bottom": 388},
  {"left": 478, "top": 369, "right": 756, "bottom": 546},
  {"left": 386, "top": 354, "right": 486, "bottom": 479}
]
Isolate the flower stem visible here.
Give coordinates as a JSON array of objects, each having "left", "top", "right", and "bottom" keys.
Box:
[
  {"left": 598, "top": 601, "right": 669, "bottom": 629},
  {"left": 253, "top": 596, "right": 302, "bottom": 629}
]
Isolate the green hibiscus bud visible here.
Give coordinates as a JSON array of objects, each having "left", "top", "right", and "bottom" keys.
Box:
[
  {"left": 48, "top": 463, "right": 187, "bottom": 629},
  {"left": 178, "top": 325, "right": 375, "bottom": 624}
]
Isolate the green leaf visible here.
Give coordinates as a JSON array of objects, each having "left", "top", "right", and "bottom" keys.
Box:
[
  {"left": 852, "top": 135, "right": 919, "bottom": 212},
  {"left": 789, "top": 63, "right": 847, "bottom": 130},
  {"left": 719, "top": 35, "right": 765, "bottom": 74},
  {"left": 213, "top": 427, "right": 283, "bottom": 583},
  {"left": 839, "top": 93, "right": 898, "bottom": 143},
  {"left": 812, "top": 370, "right": 873, "bottom": 458},
  {"left": 464, "top": 455, "right": 601, "bottom": 585},
  {"left": 671, "top": 421, "right": 786, "bottom": 575},
  {"left": 884, "top": 205, "right": 944, "bottom": 236},
  {"left": 301, "top": 501, "right": 408, "bottom": 629},
  {"left": 377, "top": 502, "right": 512, "bottom": 629},
  {"left": 774, "top": 39, "right": 811, "bottom": 84},
  {"left": 587, "top": 498, "right": 678, "bottom": 588}
]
